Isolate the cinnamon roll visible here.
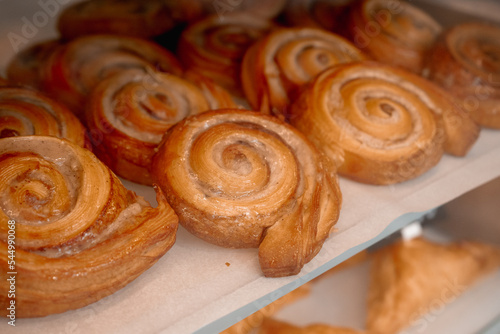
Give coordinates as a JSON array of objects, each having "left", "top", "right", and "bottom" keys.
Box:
[
  {"left": 177, "top": 13, "right": 275, "bottom": 97},
  {"left": 86, "top": 68, "right": 236, "bottom": 185},
  {"left": 0, "top": 136, "right": 178, "bottom": 318},
  {"left": 290, "top": 61, "right": 479, "bottom": 185},
  {"left": 347, "top": 0, "right": 441, "bottom": 73},
  {"left": 241, "top": 27, "right": 367, "bottom": 119},
  {"left": 151, "top": 109, "right": 342, "bottom": 277},
  {"left": 40, "top": 34, "right": 183, "bottom": 119},
  {"left": 426, "top": 22, "right": 500, "bottom": 129},
  {"left": 367, "top": 237, "right": 500, "bottom": 334},
  {"left": 0, "top": 87, "right": 88, "bottom": 148},
  {"left": 200, "top": 0, "right": 287, "bottom": 19},
  {"left": 57, "top": 0, "right": 202, "bottom": 40}
]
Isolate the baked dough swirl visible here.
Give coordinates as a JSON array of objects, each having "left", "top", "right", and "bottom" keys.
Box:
[
  {"left": 0, "top": 136, "right": 178, "bottom": 318},
  {"left": 41, "top": 34, "right": 183, "bottom": 119},
  {"left": 151, "top": 109, "right": 342, "bottom": 277},
  {"left": 86, "top": 68, "right": 236, "bottom": 185},
  {"left": 426, "top": 22, "right": 500, "bottom": 128},
  {"left": 290, "top": 62, "right": 479, "bottom": 185},
  {"left": 0, "top": 87, "right": 88, "bottom": 148},
  {"left": 177, "top": 13, "right": 275, "bottom": 96},
  {"left": 241, "top": 27, "right": 367, "bottom": 119},
  {"left": 347, "top": 0, "right": 441, "bottom": 73}
]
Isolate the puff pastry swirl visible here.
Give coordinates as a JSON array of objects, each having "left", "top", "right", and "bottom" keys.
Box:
[{"left": 151, "top": 109, "right": 342, "bottom": 277}]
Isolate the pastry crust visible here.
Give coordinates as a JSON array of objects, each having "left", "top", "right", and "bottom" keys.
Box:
[
  {"left": 426, "top": 22, "right": 500, "bottom": 128},
  {"left": 151, "top": 109, "right": 342, "bottom": 277},
  {"left": 347, "top": 0, "right": 441, "bottom": 73},
  {"left": 290, "top": 61, "right": 479, "bottom": 184},
  {"left": 366, "top": 237, "right": 500, "bottom": 334},
  {"left": 259, "top": 318, "right": 364, "bottom": 334},
  {"left": 241, "top": 27, "right": 367, "bottom": 119},
  {"left": 0, "top": 136, "right": 178, "bottom": 317}
]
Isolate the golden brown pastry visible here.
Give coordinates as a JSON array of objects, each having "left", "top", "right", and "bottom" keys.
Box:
[
  {"left": 151, "top": 109, "right": 342, "bottom": 277},
  {"left": 0, "top": 86, "right": 88, "bottom": 148},
  {"left": 222, "top": 284, "right": 312, "bottom": 334},
  {"left": 259, "top": 318, "right": 364, "bottom": 334},
  {"left": 241, "top": 27, "right": 368, "bottom": 119},
  {"left": 367, "top": 237, "right": 500, "bottom": 334},
  {"left": 290, "top": 61, "right": 480, "bottom": 185},
  {"left": 347, "top": 0, "right": 441, "bottom": 73},
  {"left": 425, "top": 22, "right": 500, "bottom": 128},
  {"left": 177, "top": 13, "right": 275, "bottom": 97},
  {"left": 0, "top": 136, "right": 178, "bottom": 318},
  {"left": 57, "top": 0, "right": 202, "bottom": 40},
  {"left": 199, "top": 0, "right": 287, "bottom": 19},
  {"left": 86, "top": 68, "right": 236, "bottom": 185},
  {"left": 40, "top": 34, "right": 183, "bottom": 119}
]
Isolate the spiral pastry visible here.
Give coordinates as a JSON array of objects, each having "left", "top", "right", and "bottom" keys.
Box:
[
  {"left": 347, "top": 0, "right": 441, "bottom": 73},
  {"left": 0, "top": 87, "right": 88, "bottom": 148},
  {"left": 57, "top": 0, "right": 202, "bottom": 40},
  {"left": 0, "top": 136, "right": 178, "bottom": 317},
  {"left": 200, "top": 0, "right": 287, "bottom": 19},
  {"left": 290, "top": 62, "right": 480, "bottom": 185},
  {"left": 241, "top": 27, "right": 368, "bottom": 119},
  {"left": 0, "top": 77, "right": 8, "bottom": 86},
  {"left": 6, "top": 39, "right": 61, "bottom": 90},
  {"left": 86, "top": 68, "right": 236, "bottom": 185},
  {"left": 151, "top": 109, "right": 342, "bottom": 277},
  {"left": 426, "top": 22, "right": 500, "bottom": 129},
  {"left": 177, "top": 13, "right": 275, "bottom": 96},
  {"left": 41, "top": 34, "right": 183, "bottom": 119}
]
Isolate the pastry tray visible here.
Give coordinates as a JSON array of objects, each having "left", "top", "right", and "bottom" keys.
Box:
[{"left": 1, "top": 1, "right": 500, "bottom": 333}]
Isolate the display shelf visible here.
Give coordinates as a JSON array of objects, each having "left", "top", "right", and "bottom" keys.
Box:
[{"left": 1, "top": 1, "right": 500, "bottom": 334}]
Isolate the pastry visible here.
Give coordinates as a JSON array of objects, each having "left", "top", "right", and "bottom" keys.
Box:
[
  {"left": 200, "top": 0, "right": 287, "bottom": 19},
  {"left": 40, "top": 34, "right": 183, "bottom": 119},
  {"left": 347, "top": 0, "right": 441, "bottom": 73},
  {"left": 290, "top": 61, "right": 480, "bottom": 185},
  {"left": 0, "top": 136, "right": 178, "bottom": 317},
  {"left": 259, "top": 318, "right": 364, "bottom": 334},
  {"left": 0, "top": 86, "right": 88, "bottom": 148},
  {"left": 86, "top": 68, "right": 236, "bottom": 185},
  {"left": 366, "top": 237, "right": 500, "bottom": 334},
  {"left": 57, "top": 0, "right": 202, "bottom": 40},
  {"left": 177, "top": 13, "right": 275, "bottom": 97},
  {"left": 425, "top": 22, "right": 500, "bottom": 128},
  {"left": 241, "top": 27, "right": 367, "bottom": 119},
  {"left": 151, "top": 109, "right": 342, "bottom": 277}
]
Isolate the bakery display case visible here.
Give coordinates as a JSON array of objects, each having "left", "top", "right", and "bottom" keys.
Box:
[{"left": 0, "top": 0, "right": 499, "bottom": 333}]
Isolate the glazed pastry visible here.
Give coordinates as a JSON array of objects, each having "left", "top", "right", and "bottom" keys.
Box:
[
  {"left": 290, "top": 61, "right": 480, "bottom": 185},
  {"left": 0, "top": 86, "right": 88, "bottom": 148},
  {"left": 347, "top": 0, "right": 441, "bottom": 73},
  {"left": 426, "top": 22, "right": 500, "bottom": 128},
  {"left": 40, "top": 34, "right": 183, "bottom": 119},
  {"left": 241, "top": 27, "right": 367, "bottom": 119},
  {"left": 222, "top": 284, "right": 311, "bottom": 334},
  {"left": 177, "top": 13, "right": 275, "bottom": 97},
  {"left": 0, "top": 77, "right": 8, "bottom": 86},
  {"left": 200, "top": 0, "right": 287, "bottom": 19},
  {"left": 367, "top": 237, "right": 500, "bottom": 334},
  {"left": 57, "top": 0, "right": 202, "bottom": 40},
  {"left": 6, "top": 39, "right": 61, "bottom": 89},
  {"left": 259, "top": 318, "right": 364, "bottom": 334},
  {"left": 86, "top": 68, "right": 236, "bottom": 185},
  {"left": 0, "top": 136, "right": 178, "bottom": 317},
  {"left": 151, "top": 109, "right": 342, "bottom": 277}
]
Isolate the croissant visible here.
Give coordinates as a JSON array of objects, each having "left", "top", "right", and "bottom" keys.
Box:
[
  {"left": 57, "top": 0, "right": 202, "bottom": 40},
  {"left": 241, "top": 27, "right": 367, "bottom": 119},
  {"left": 0, "top": 86, "right": 88, "bottom": 148},
  {"left": 425, "top": 22, "right": 500, "bottom": 129},
  {"left": 40, "top": 34, "right": 183, "bottom": 119},
  {"left": 259, "top": 318, "right": 364, "bottom": 334},
  {"left": 290, "top": 61, "right": 480, "bottom": 185},
  {"left": 366, "top": 237, "right": 500, "bottom": 334},
  {"left": 86, "top": 68, "right": 236, "bottom": 185},
  {"left": 347, "top": 0, "right": 441, "bottom": 73},
  {"left": 177, "top": 13, "right": 275, "bottom": 97},
  {"left": 151, "top": 109, "right": 342, "bottom": 277},
  {"left": 0, "top": 135, "right": 178, "bottom": 318}
]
